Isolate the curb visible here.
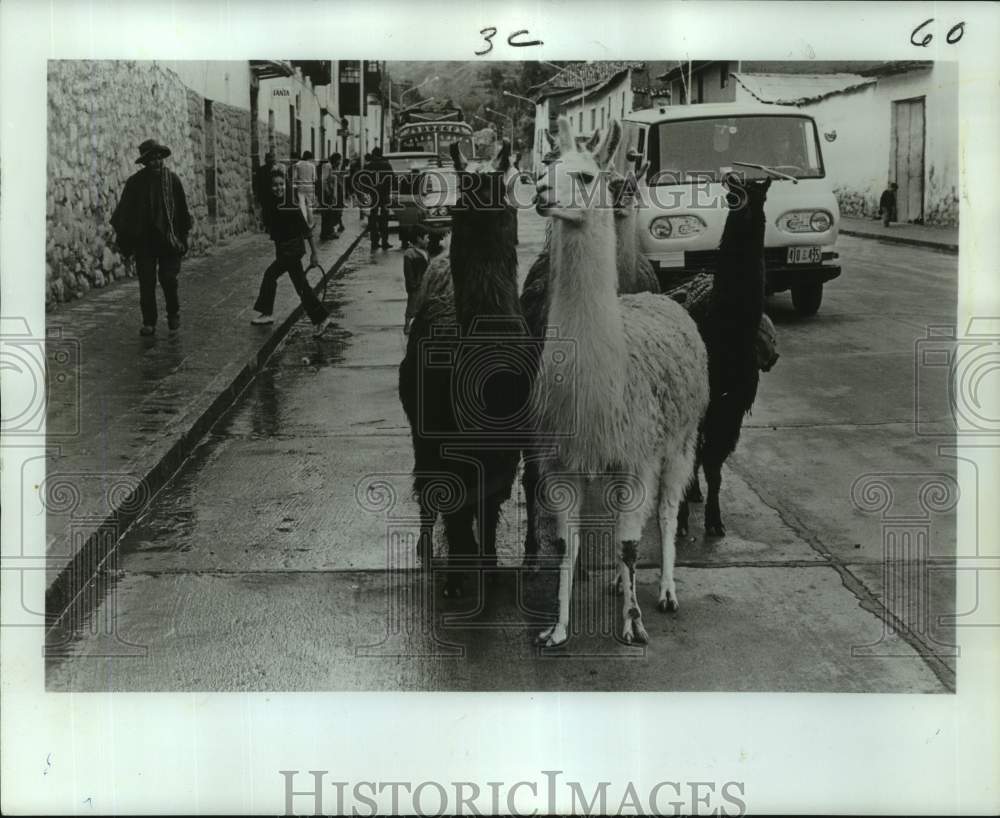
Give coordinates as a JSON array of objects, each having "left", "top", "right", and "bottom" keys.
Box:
[
  {"left": 839, "top": 227, "right": 958, "bottom": 255},
  {"left": 45, "top": 229, "right": 367, "bottom": 631}
]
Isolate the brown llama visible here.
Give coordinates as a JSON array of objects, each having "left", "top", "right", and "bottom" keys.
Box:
[{"left": 397, "top": 140, "right": 528, "bottom": 597}]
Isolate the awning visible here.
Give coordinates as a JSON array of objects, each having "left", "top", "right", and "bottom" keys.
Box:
[{"left": 249, "top": 60, "right": 295, "bottom": 80}]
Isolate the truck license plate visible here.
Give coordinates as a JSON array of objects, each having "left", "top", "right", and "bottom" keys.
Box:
[{"left": 787, "top": 247, "right": 822, "bottom": 264}]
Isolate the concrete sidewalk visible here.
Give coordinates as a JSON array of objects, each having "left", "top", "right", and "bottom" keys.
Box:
[
  {"left": 43, "top": 212, "right": 366, "bottom": 620},
  {"left": 839, "top": 216, "right": 958, "bottom": 253}
]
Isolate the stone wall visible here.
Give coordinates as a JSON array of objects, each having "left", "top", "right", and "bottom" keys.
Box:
[
  {"left": 213, "top": 101, "right": 255, "bottom": 240},
  {"left": 46, "top": 60, "right": 258, "bottom": 309},
  {"left": 834, "top": 179, "right": 958, "bottom": 226}
]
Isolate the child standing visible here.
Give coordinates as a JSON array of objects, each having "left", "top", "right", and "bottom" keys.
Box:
[
  {"left": 879, "top": 182, "right": 898, "bottom": 227},
  {"left": 251, "top": 169, "right": 331, "bottom": 337}
]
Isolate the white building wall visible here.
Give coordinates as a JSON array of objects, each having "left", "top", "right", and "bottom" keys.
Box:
[
  {"left": 258, "top": 68, "right": 333, "bottom": 158},
  {"left": 802, "top": 62, "right": 958, "bottom": 224},
  {"left": 560, "top": 74, "right": 635, "bottom": 139}
]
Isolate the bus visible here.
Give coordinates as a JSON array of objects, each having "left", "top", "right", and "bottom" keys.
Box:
[{"left": 397, "top": 120, "right": 475, "bottom": 162}]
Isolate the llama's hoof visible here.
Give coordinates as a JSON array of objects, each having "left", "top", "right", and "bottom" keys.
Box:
[
  {"left": 657, "top": 595, "right": 680, "bottom": 613},
  {"left": 621, "top": 618, "right": 648, "bottom": 645},
  {"left": 442, "top": 575, "right": 465, "bottom": 598},
  {"left": 704, "top": 522, "right": 726, "bottom": 538},
  {"left": 536, "top": 623, "right": 568, "bottom": 648}
]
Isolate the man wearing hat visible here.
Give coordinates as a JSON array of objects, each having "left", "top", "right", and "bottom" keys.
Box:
[{"left": 111, "top": 138, "right": 193, "bottom": 336}]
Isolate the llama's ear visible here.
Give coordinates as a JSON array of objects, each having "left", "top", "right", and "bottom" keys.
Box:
[
  {"left": 585, "top": 129, "right": 601, "bottom": 152},
  {"left": 544, "top": 130, "right": 557, "bottom": 151},
  {"left": 493, "top": 139, "right": 511, "bottom": 172},
  {"left": 450, "top": 141, "right": 469, "bottom": 171},
  {"left": 595, "top": 120, "right": 622, "bottom": 168},
  {"left": 557, "top": 117, "right": 575, "bottom": 154}
]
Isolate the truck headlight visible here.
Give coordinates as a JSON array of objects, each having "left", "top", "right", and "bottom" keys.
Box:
[
  {"left": 649, "top": 215, "right": 706, "bottom": 240},
  {"left": 778, "top": 210, "right": 833, "bottom": 233},
  {"left": 809, "top": 211, "right": 832, "bottom": 232}
]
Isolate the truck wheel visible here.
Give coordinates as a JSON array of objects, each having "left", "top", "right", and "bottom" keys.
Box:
[{"left": 792, "top": 282, "right": 823, "bottom": 316}]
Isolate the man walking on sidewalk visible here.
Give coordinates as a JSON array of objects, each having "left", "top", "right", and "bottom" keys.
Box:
[
  {"left": 250, "top": 169, "right": 332, "bottom": 338},
  {"left": 111, "top": 138, "right": 193, "bottom": 337},
  {"left": 366, "top": 146, "right": 393, "bottom": 253}
]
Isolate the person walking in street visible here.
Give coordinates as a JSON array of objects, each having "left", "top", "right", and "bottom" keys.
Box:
[
  {"left": 111, "top": 138, "right": 193, "bottom": 337},
  {"left": 292, "top": 150, "right": 317, "bottom": 227},
  {"left": 402, "top": 224, "right": 434, "bottom": 334},
  {"left": 255, "top": 151, "right": 276, "bottom": 208},
  {"left": 330, "top": 153, "right": 346, "bottom": 233},
  {"left": 250, "top": 168, "right": 332, "bottom": 338},
  {"left": 879, "top": 182, "right": 898, "bottom": 227},
  {"left": 319, "top": 154, "right": 345, "bottom": 240},
  {"left": 366, "top": 146, "right": 393, "bottom": 253}
]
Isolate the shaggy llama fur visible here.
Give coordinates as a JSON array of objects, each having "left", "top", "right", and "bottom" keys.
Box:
[
  {"left": 532, "top": 118, "right": 709, "bottom": 647},
  {"left": 397, "top": 141, "right": 527, "bottom": 597}
]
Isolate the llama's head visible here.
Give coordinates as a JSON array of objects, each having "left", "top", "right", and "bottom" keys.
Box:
[
  {"left": 449, "top": 138, "right": 513, "bottom": 219},
  {"left": 609, "top": 160, "right": 647, "bottom": 221},
  {"left": 719, "top": 173, "right": 772, "bottom": 258},
  {"left": 535, "top": 117, "right": 620, "bottom": 226},
  {"left": 539, "top": 128, "right": 638, "bottom": 222},
  {"left": 723, "top": 172, "right": 771, "bottom": 217}
]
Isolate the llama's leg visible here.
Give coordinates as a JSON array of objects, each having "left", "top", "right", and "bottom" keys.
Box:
[
  {"left": 685, "top": 463, "right": 703, "bottom": 503},
  {"left": 521, "top": 453, "right": 541, "bottom": 569},
  {"left": 536, "top": 474, "right": 578, "bottom": 648},
  {"left": 480, "top": 496, "right": 501, "bottom": 569},
  {"left": 616, "top": 468, "right": 657, "bottom": 644},
  {"left": 677, "top": 499, "right": 690, "bottom": 540},
  {"left": 658, "top": 444, "right": 695, "bottom": 612},
  {"left": 417, "top": 495, "right": 434, "bottom": 569},
  {"left": 442, "top": 507, "right": 476, "bottom": 598},
  {"left": 677, "top": 452, "right": 701, "bottom": 538},
  {"left": 702, "top": 455, "right": 725, "bottom": 537}
]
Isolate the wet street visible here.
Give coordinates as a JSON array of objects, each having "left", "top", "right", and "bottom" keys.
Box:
[{"left": 47, "top": 201, "right": 958, "bottom": 693}]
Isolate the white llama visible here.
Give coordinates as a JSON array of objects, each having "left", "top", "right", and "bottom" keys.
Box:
[{"left": 532, "top": 117, "right": 709, "bottom": 647}]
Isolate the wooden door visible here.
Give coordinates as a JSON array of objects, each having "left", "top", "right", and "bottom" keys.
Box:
[{"left": 891, "top": 97, "right": 925, "bottom": 222}]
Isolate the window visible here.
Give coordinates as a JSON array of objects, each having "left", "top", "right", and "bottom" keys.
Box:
[
  {"left": 578, "top": 111, "right": 583, "bottom": 131},
  {"left": 647, "top": 115, "right": 824, "bottom": 184},
  {"left": 311, "top": 126, "right": 315, "bottom": 157},
  {"left": 720, "top": 61, "right": 729, "bottom": 89},
  {"left": 697, "top": 73, "right": 704, "bottom": 103},
  {"left": 622, "top": 92, "right": 626, "bottom": 117},
  {"left": 590, "top": 108, "right": 596, "bottom": 129},
  {"left": 340, "top": 63, "right": 360, "bottom": 83},
  {"left": 600, "top": 107, "right": 605, "bottom": 128}
]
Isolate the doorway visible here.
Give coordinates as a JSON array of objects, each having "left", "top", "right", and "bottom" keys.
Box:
[{"left": 891, "top": 96, "right": 925, "bottom": 223}]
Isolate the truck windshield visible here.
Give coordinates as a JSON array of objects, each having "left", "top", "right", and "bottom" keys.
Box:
[{"left": 648, "top": 114, "right": 823, "bottom": 183}]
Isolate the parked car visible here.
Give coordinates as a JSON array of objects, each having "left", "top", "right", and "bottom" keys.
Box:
[
  {"left": 379, "top": 151, "right": 446, "bottom": 233},
  {"left": 616, "top": 103, "right": 841, "bottom": 316}
]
